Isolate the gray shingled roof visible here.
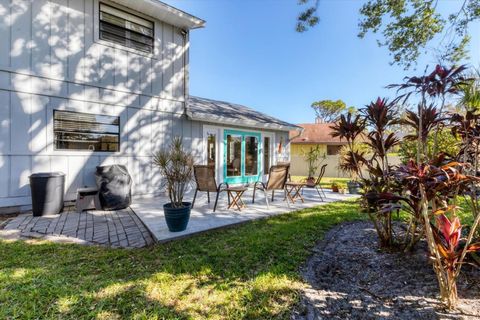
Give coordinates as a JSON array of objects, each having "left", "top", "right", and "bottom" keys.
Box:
[{"left": 186, "top": 96, "right": 300, "bottom": 132}]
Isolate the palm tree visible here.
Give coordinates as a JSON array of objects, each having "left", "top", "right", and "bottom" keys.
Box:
[{"left": 458, "top": 68, "right": 480, "bottom": 111}]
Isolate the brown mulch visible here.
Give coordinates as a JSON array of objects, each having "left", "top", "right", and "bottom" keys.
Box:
[{"left": 293, "top": 221, "right": 480, "bottom": 320}]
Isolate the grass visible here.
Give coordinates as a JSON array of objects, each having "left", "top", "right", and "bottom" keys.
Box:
[
  {"left": 290, "top": 176, "right": 350, "bottom": 189},
  {"left": 0, "top": 200, "right": 363, "bottom": 319}
]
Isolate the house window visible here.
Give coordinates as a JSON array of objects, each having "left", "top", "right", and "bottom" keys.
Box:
[
  {"left": 327, "top": 145, "right": 342, "bottom": 155},
  {"left": 99, "top": 3, "right": 154, "bottom": 53},
  {"left": 54, "top": 110, "right": 120, "bottom": 152}
]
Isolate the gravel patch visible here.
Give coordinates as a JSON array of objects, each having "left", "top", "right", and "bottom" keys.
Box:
[{"left": 293, "top": 221, "right": 480, "bottom": 319}]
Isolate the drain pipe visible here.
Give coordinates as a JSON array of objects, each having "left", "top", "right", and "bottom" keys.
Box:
[{"left": 181, "top": 28, "right": 189, "bottom": 117}]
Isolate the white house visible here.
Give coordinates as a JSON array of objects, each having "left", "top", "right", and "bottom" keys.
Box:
[{"left": 0, "top": 0, "right": 297, "bottom": 212}]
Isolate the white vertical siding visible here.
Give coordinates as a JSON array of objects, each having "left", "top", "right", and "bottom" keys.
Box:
[
  {"left": 0, "top": 0, "right": 189, "bottom": 208},
  {"left": 10, "top": 155, "right": 30, "bottom": 197},
  {"left": 191, "top": 121, "right": 203, "bottom": 161},
  {"left": 29, "top": 94, "right": 49, "bottom": 153},
  {"left": 50, "top": 0, "right": 69, "bottom": 80},
  {"left": 67, "top": 0, "right": 85, "bottom": 82},
  {"left": 0, "top": 0, "right": 11, "bottom": 68},
  {"left": 0, "top": 156, "right": 10, "bottom": 197},
  {"left": 10, "top": 0, "right": 31, "bottom": 71},
  {"left": 10, "top": 92, "right": 31, "bottom": 154},
  {"left": 162, "top": 23, "right": 174, "bottom": 98},
  {"left": 0, "top": 90, "right": 10, "bottom": 154},
  {"left": 32, "top": 0, "right": 51, "bottom": 77}
]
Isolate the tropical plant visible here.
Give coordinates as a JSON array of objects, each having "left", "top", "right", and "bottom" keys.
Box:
[
  {"left": 458, "top": 69, "right": 480, "bottom": 111},
  {"left": 451, "top": 110, "right": 480, "bottom": 174},
  {"left": 331, "top": 98, "right": 401, "bottom": 247},
  {"left": 362, "top": 98, "right": 399, "bottom": 171},
  {"left": 359, "top": 98, "right": 400, "bottom": 247},
  {"left": 386, "top": 64, "right": 480, "bottom": 309},
  {"left": 398, "top": 105, "right": 444, "bottom": 145},
  {"left": 390, "top": 65, "right": 469, "bottom": 160},
  {"left": 331, "top": 62, "right": 480, "bottom": 309},
  {"left": 430, "top": 211, "right": 480, "bottom": 309},
  {"left": 153, "top": 137, "right": 194, "bottom": 208},
  {"left": 302, "top": 145, "right": 325, "bottom": 179},
  {"left": 398, "top": 128, "right": 460, "bottom": 163},
  {"left": 337, "top": 148, "right": 367, "bottom": 179},
  {"left": 330, "top": 113, "right": 366, "bottom": 179}
]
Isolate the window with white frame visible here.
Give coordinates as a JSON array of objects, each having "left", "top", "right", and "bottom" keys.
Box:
[
  {"left": 54, "top": 110, "right": 120, "bottom": 152},
  {"left": 99, "top": 3, "right": 154, "bottom": 53}
]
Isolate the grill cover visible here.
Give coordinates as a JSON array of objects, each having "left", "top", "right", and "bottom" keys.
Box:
[{"left": 95, "top": 165, "right": 132, "bottom": 210}]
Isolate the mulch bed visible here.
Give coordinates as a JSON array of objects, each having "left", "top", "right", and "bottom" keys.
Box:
[{"left": 293, "top": 221, "right": 480, "bottom": 319}]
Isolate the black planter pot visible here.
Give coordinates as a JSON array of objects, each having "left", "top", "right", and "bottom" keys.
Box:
[
  {"left": 163, "top": 202, "right": 191, "bottom": 232},
  {"left": 347, "top": 181, "right": 361, "bottom": 194}
]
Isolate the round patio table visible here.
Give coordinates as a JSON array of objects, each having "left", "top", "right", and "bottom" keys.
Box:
[{"left": 226, "top": 187, "right": 248, "bottom": 211}]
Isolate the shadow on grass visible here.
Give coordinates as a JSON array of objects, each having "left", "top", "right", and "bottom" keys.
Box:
[{"left": 0, "top": 201, "right": 363, "bottom": 319}]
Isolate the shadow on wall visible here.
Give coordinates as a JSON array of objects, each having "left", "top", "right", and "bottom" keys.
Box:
[{"left": 0, "top": 0, "right": 200, "bottom": 207}]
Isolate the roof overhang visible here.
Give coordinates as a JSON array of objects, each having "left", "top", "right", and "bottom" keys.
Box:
[
  {"left": 186, "top": 110, "right": 301, "bottom": 132},
  {"left": 110, "top": 0, "right": 205, "bottom": 30}
]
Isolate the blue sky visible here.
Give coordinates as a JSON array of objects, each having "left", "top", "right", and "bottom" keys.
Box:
[{"left": 166, "top": 0, "right": 480, "bottom": 124}]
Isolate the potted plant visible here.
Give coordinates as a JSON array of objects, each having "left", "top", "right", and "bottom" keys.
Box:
[
  {"left": 303, "top": 145, "right": 325, "bottom": 187},
  {"left": 347, "top": 180, "right": 362, "bottom": 194},
  {"left": 153, "top": 137, "right": 194, "bottom": 232},
  {"left": 331, "top": 182, "right": 339, "bottom": 193}
]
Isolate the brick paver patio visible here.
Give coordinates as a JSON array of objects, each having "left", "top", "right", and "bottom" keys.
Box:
[{"left": 0, "top": 206, "right": 154, "bottom": 248}]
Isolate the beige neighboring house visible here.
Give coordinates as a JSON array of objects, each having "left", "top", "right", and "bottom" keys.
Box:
[{"left": 289, "top": 122, "right": 348, "bottom": 177}]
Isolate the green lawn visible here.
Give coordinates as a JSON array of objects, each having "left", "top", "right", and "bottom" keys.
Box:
[
  {"left": 0, "top": 200, "right": 363, "bottom": 320},
  {"left": 291, "top": 176, "right": 350, "bottom": 189}
]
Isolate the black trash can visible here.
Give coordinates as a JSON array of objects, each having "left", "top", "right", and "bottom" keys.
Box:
[{"left": 29, "top": 172, "right": 65, "bottom": 216}]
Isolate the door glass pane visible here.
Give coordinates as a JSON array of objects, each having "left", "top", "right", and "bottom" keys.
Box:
[
  {"left": 245, "top": 136, "right": 258, "bottom": 176},
  {"left": 264, "top": 137, "right": 270, "bottom": 174},
  {"left": 207, "top": 133, "right": 216, "bottom": 168},
  {"left": 226, "top": 134, "right": 242, "bottom": 177}
]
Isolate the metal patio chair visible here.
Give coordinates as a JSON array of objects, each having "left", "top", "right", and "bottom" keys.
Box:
[
  {"left": 252, "top": 163, "right": 290, "bottom": 209},
  {"left": 302, "top": 164, "right": 327, "bottom": 201},
  {"left": 192, "top": 165, "right": 229, "bottom": 212}
]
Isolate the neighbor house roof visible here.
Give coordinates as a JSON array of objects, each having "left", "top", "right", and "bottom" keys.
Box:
[
  {"left": 111, "top": 0, "right": 205, "bottom": 30},
  {"left": 186, "top": 96, "right": 301, "bottom": 132},
  {"left": 289, "top": 123, "right": 347, "bottom": 145}
]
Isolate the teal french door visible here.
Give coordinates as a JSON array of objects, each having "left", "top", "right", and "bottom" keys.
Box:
[{"left": 224, "top": 130, "right": 262, "bottom": 184}]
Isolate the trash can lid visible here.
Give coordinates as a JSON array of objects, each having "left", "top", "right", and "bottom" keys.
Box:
[{"left": 30, "top": 172, "right": 65, "bottom": 178}]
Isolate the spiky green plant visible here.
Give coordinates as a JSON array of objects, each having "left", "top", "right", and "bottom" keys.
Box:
[{"left": 153, "top": 137, "right": 194, "bottom": 208}]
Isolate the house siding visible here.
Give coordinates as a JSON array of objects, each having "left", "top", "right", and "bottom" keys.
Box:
[
  {"left": 290, "top": 143, "right": 346, "bottom": 178},
  {"left": 0, "top": 0, "right": 194, "bottom": 209},
  {"left": 290, "top": 143, "right": 402, "bottom": 178}
]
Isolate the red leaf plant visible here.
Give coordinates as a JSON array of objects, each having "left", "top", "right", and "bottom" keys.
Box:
[{"left": 430, "top": 211, "right": 480, "bottom": 309}]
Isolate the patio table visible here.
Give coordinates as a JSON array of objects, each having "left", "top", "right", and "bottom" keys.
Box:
[
  {"left": 285, "top": 182, "right": 307, "bottom": 204},
  {"left": 226, "top": 187, "right": 248, "bottom": 211}
]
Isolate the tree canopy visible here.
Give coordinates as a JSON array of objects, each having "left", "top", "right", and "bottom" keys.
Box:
[
  {"left": 311, "top": 99, "right": 354, "bottom": 122},
  {"left": 297, "top": 0, "right": 480, "bottom": 69}
]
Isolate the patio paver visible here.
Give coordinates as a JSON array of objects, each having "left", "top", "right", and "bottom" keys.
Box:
[
  {"left": 0, "top": 206, "right": 154, "bottom": 248},
  {"left": 0, "top": 188, "right": 357, "bottom": 247},
  {"left": 131, "top": 188, "right": 357, "bottom": 243}
]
